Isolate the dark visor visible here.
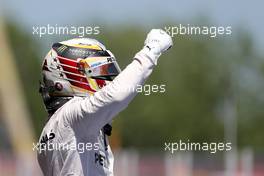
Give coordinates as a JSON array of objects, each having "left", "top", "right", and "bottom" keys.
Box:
[{"left": 88, "top": 62, "right": 121, "bottom": 81}]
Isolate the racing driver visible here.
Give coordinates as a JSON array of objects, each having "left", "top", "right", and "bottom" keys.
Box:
[{"left": 37, "top": 29, "right": 173, "bottom": 176}]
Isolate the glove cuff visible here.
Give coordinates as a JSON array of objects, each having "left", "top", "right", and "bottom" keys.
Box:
[{"left": 134, "top": 47, "right": 161, "bottom": 66}]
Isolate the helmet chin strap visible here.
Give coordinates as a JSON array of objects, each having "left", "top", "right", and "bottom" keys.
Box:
[
  {"left": 39, "top": 81, "right": 72, "bottom": 116},
  {"left": 102, "top": 123, "right": 112, "bottom": 151},
  {"left": 103, "top": 124, "right": 112, "bottom": 136},
  {"left": 46, "top": 97, "right": 72, "bottom": 116}
]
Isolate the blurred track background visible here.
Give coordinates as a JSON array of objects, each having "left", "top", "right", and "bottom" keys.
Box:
[{"left": 0, "top": 0, "right": 264, "bottom": 175}]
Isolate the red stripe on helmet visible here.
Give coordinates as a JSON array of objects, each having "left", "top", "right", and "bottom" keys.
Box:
[
  {"left": 57, "top": 56, "right": 78, "bottom": 67},
  {"left": 56, "top": 56, "right": 96, "bottom": 92},
  {"left": 61, "top": 64, "right": 82, "bottom": 75},
  {"left": 64, "top": 72, "right": 88, "bottom": 83},
  {"left": 95, "top": 79, "right": 106, "bottom": 89}
]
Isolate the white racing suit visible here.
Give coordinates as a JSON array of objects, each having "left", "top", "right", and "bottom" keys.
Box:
[{"left": 37, "top": 53, "right": 155, "bottom": 176}]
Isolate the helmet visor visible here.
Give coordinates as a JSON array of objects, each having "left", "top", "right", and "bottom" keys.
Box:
[{"left": 86, "top": 60, "right": 121, "bottom": 81}]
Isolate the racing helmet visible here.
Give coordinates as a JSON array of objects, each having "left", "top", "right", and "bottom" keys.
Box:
[{"left": 40, "top": 38, "right": 121, "bottom": 113}]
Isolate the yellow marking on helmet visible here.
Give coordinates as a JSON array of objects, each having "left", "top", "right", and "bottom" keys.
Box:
[
  {"left": 67, "top": 44, "right": 102, "bottom": 50},
  {"left": 87, "top": 78, "right": 99, "bottom": 90},
  {"left": 84, "top": 57, "right": 107, "bottom": 63}
]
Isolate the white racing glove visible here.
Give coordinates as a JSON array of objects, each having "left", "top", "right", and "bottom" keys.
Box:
[{"left": 135, "top": 29, "right": 173, "bottom": 65}]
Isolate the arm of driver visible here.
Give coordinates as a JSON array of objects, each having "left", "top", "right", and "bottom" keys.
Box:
[{"left": 63, "top": 55, "right": 154, "bottom": 135}]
